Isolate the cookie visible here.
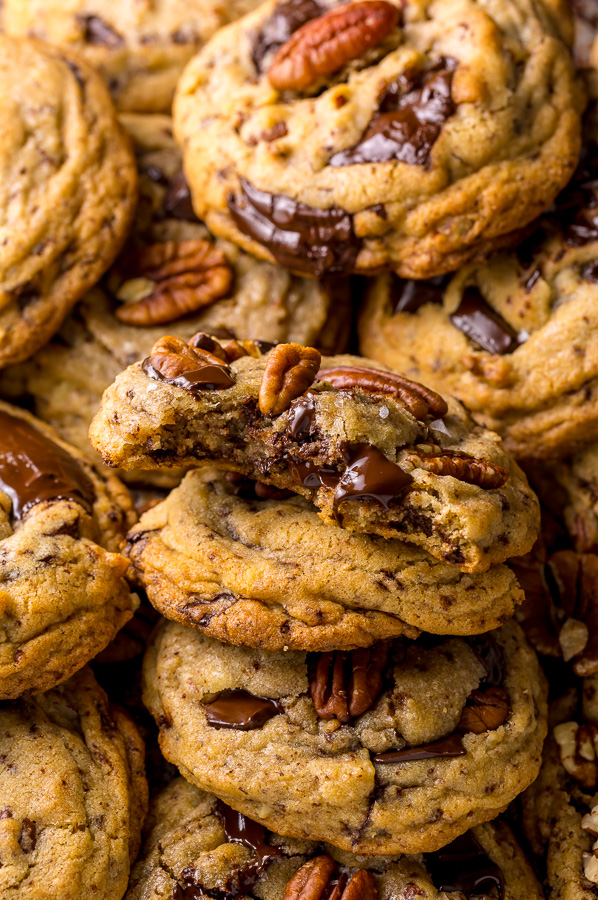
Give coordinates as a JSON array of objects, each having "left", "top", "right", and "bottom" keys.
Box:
[
  {"left": 0, "top": 666, "right": 148, "bottom": 899},
  {"left": 0, "top": 36, "right": 137, "bottom": 369},
  {"left": 126, "top": 776, "right": 544, "bottom": 900},
  {"left": 358, "top": 124, "right": 598, "bottom": 461},
  {"left": 0, "top": 401, "right": 139, "bottom": 699},
  {"left": 1, "top": 0, "right": 262, "bottom": 114},
  {"left": 546, "top": 443, "right": 598, "bottom": 553},
  {"left": 90, "top": 338, "right": 540, "bottom": 573},
  {"left": 142, "top": 618, "right": 547, "bottom": 855},
  {"left": 172, "top": 0, "right": 582, "bottom": 278},
  {"left": 521, "top": 676, "right": 598, "bottom": 899},
  {"left": 125, "top": 468, "right": 524, "bottom": 649}
]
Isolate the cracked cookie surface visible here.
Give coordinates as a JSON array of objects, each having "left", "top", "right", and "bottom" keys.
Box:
[
  {"left": 0, "top": 401, "right": 138, "bottom": 698},
  {"left": 90, "top": 343, "right": 539, "bottom": 573},
  {"left": 1, "top": 0, "right": 263, "bottom": 113},
  {"left": 0, "top": 666, "right": 148, "bottom": 900},
  {"left": 173, "top": 0, "right": 582, "bottom": 278},
  {"left": 0, "top": 35, "right": 137, "bottom": 369},
  {"left": 125, "top": 468, "right": 524, "bottom": 649},
  {"left": 142, "top": 618, "right": 546, "bottom": 855},
  {"left": 126, "top": 776, "right": 544, "bottom": 899}
]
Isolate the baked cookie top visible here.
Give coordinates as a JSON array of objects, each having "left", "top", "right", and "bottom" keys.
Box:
[
  {"left": 142, "top": 618, "right": 547, "bottom": 855},
  {"left": 1, "top": 0, "right": 262, "bottom": 113},
  {"left": 173, "top": 0, "right": 582, "bottom": 278},
  {"left": 125, "top": 468, "right": 524, "bottom": 648},
  {"left": 0, "top": 666, "right": 148, "bottom": 900},
  {"left": 126, "top": 777, "right": 544, "bottom": 899},
  {"left": 0, "top": 35, "right": 137, "bottom": 369},
  {"left": 358, "top": 116, "right": 598, "bottom": 461},
  {"left": 90, "top": 337, "right": 540, "bottom": 573},
  {"left": 0, "top": 401, "right": 138, "bottom": 698}
]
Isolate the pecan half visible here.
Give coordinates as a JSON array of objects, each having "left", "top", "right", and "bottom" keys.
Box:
[
  {"left": 318, "top": 366, "right": 448, "bottom": 419},
  {"left": 549, "top": 550, "right": 598, "bottom": 676},
  {"left": 457, "top": 687, "right": 509, "bottom": 734},
  {"left": 268, "top": 0, "right": 400, "bottom": 91},
  {"left": 115, "top": 240, "right": 232, "bottom": 326},
  {"left": 282, "top": 856, "right": 378, "bottom": 900},
  {"left": 554, "top": 721, "right": 598, "bottom": 790},
  {"left": 259, "top": 343, "right": 321, "bottom": 416},
  {"left": 309, "top": 644, "right": 389, "bottom": 724},
  {"left": 402, "top": 448, "right": 510, "bottom": 489},
  {"left": 146, "top": 335, "right": 234, "bottom": 384}
]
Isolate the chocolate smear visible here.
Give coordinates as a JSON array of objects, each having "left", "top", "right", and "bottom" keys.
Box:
[
  {"left": 252, "top": 0, "right": 323, "bottom": 71},
  {"left": 292, "top": 459, "right": 341, "bottom": 489},
  {"left": 287, "top": 392, "right": 317, "bottom": 440},
  {"left": 164, "top": 171, "right": 199, "bottom": 222},
  {"left": 80, "top": 15, "right": 124, "bottom": 47},
  {"left": 425, "top": 831, "right": 505, "bottom": 898},
  {"left": 373, "top": 733, "right": 466, "bottom": 763},
  {"left": 0, "top": 411, "right": 95, "bottom": 520},
  {"left": 329, "top": 60, "right": 457, "bottom": 168},
  {"left": 333, "top": 444, "right": 413, "bottom": 509},
  {"left": 142, "top": 357, "right": 235, "bottom": 392},
  {"left": 450, "top": 287, "right": 520, "bottom": 355},
  {"left": 204, "top": 689, "right": 284, "bottom": 730},
  {"left": 229, "top": 178, "right": 362, "bottom": 276}
]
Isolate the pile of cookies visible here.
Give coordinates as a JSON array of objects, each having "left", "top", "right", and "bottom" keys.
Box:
[{"left": 0, "top": 0, "right": 598, "bottom": 898}]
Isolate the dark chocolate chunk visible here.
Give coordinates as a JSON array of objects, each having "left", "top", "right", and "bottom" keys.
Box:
[
  {"left": 333, "top": 443, "right": 413, "bottom": 509},
  {"left": 468, "top": 634, "right": 505, "bottom": 688},
  {"left": 164, "top": 171, "right": 199, "bottom": 222},
  {"left": 425, "top": 831, "right": 505, "bottom": 899},
  {"left": 391, "top": 274, "right": 447, "bottom": 313},
  {"left": 287, "top": 393, "right": 317, "bottom": 440},
  {"left": 450, "top": 287, "right": 520, "bottom": 355},
  {"left": 229, "top": 179, "right": 362, "bottom": 276},
  {"left": 79, "top": 15, "right": 124, "bottom": 47},
  {"left": 373, "top": 733, "right": 466, "bottom": 763},
  {"left": 329, "top": 60, "right": 456, "bottom": 167},
  {"left": 0, "top": 411, "right": 95, "bottom": 520},
  {"left": 554, "top": 145, "right": 598, "bottom": 246},
  {"left": 252, "top": 0, "right": 323, "bottom": 71},
  {"left": 583, "top": 260, "right": 598, "bottom": 283},
  {"left": 204, "top": 689, "right": 284, "bottom": 729},
  {"left": 142, "top": 357, "right": 235, "bottom": 392}
]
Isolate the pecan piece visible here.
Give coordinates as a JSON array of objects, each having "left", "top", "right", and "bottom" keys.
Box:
[
  {"left": 269, "top": 0, "right": 400, "bottom": 91},
  {"left": 402, "top": 448, "right": 510, "bottom": 489},
  {"left": 145, "top": 335, "right": 234, "bottom": 385},
  {"left": 282, "top": 856, "right": 378, "bottom": 900},
  {"left": 318, "top": 365, "right": 447, "bottom": 419},
  {"left": 549, "top": 550, "right": 598, "bottom": 676},
  {"left": 259, "top": 343, "right": 321, "bottom": 416},
  {"left": 115, "top": 240, "right": 232, "bottom": 326},
  {"left": 554, "top": 721, "right": 598, "bottom": 789},
  {"left": 309, "top": 644, "right": 389, "bottom": 724},
  {"left": 457, "top": 687, "right": 509, "bottom": 734}
]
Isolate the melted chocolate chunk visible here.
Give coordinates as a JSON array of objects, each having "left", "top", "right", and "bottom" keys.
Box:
[
  {"left": 80, "top": 15, "right": 124, "bottom": 47},
  {"left": 555, "top": 146, "right": 598, "bottom": 247},
  {"left": 252, "top": 0, "right": 323, "bottom": 71},
  {"left": 450, "top": 287, "right": 520, "bottom": 355},
  {"left": 334, "top": 444, "right": 413, "bottom": 509},
  {"left": 391, "top": 274, "right": 447, "bottom": 313},
  {"left": 292, "top": 459, "right": 341, "bottom": 489},
  {"left": 373, "top": 733, "right": 466, "bottom": 763},
  {"left": 142, "top": 357, "right": 235, "bottom": 392},
  {"left": 204, "top": 689, "right": 284, "bottom": 729},
  {"left": 468, "top": 635, "right": 505, "bottom": 688},
  {"left": 0, "top": 411, "right": 95, "bottom": 520},
  {"left": 287, "top": 393, "right": 317, "bottom": 440},
  {"left": 164, "top": 171, "right": 199, "bottom": 222},
  {"left": 228, "top": 179, "right": 362, "bottom": 276},
  {"left": 329, "top": 60, "right": 456, "bottom": 167},
  {"left": 425, "top": 832, "right": 504, "bottom": 898}
]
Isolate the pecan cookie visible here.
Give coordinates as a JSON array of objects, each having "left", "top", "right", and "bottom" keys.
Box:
[
  {"left": 0, "top": 666, "right": 148, "bottom": 900},
  {"left": 0, "top": 401, "right": 138, "bottom": 699},
  {"left": 0, "top": 36, "right": 136, "bottom": 369},
  {"left": 172, "top": 0, "right": 581, "bottom": 278},
  {"left": 125, "top": 468, "right": 524, "bottom": 649},
  {"left": 142, "top": 618, "right": 546, "bottom": 855},
  {"left": 358, "top": 121, "right": 598, "bottom": 461},
  {"left": 126, "top": 776, "right": 544, "bottom": 900},
  {"left": 1, "top": 0, "right": 262, "bottom": 114},
  {"left": 90, "top": 339, "right": 539, "bottom": 573}
]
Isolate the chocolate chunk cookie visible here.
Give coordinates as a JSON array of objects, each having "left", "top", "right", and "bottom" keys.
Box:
[
  {"left": 358, "top": 117, "right": 598, "bottom": 461},
  {"left": 142, "top": 618, "right": 546, "bottom": 855},
  {"left": 90, "top": 339, "right": 540, "bottom": 573},
  {"left": 126, "top": 776, "right": 544, "bottom": 899},
  {"left": 0, "top": 36, "right": 137, "bottom": 369},
  {"left": 0, "top": 401, "right": 138, "bottom": 698},
  {"left": 1, "top": 0, "right": 262, "bottom": 113},
  {"left": 173, "top": 0, "right": 582, "bottom": 278},
  {"left": 0, "top": 666, "right": 148, "bottom": 899},
  {"left": 125, "top": 468, "right": 524, "bottom": 649}
]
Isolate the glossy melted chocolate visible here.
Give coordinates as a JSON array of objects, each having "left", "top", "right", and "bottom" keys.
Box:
[
  {"left": 391, "top": 274, "right": 448, "bottom": 313},
  {"left": 329, "top": 60, "right": 457, "bottom": 167},
  {"left": 372, "top": 733, "right": 466, "bottom": 763},
  {"left": 450, "top": 287, "right": 520, "bottom": 355},
  {"left": 164, "top": 171, "right": 199, "bottom": 222},
  {"left": 228, "top": 179, "right": 362, "bottom": 276},
  {"left": 469, "top": 634, "right": 505, "bottom": 688},
  {"left": 0, "top": 411, "right": 95, "bottom": 520},
  {"left": 252, "top": 0, "right": 323, "bottom": 70},
  {"left": 333, "top": 444, "right": 413, "bottom": 508},
  {"left": 204, "top": 689, "right": 284, "bottom": 730},
  {"left": 425, "top": 831, "right": 505, "bottom": 898},
  {"left": 142, "top": 357, "right": 235, "bottom": 392}
]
